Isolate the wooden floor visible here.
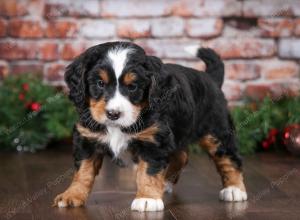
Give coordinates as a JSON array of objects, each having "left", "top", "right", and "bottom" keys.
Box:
[{"left": 0, "top": 147, "right": 299, "bottom": 220}]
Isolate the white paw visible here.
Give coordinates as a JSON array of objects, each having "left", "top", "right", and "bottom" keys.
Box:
[
  {"left": 57, "top": 201, "right": 67, "bottom": 208},
  {"left": 131, "top": 198, "right": 164, "bottom": 212},
  {"left": 219, "top": 186, "right": 248, "bottom": 202},
  {"left": 164, "top": 181, "right": 173, "bottom": 194}
]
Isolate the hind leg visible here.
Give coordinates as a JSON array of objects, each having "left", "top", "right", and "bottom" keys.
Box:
[
  {"left": 165, "top": 151, "right": 188, "bottom": 193},
  {"left": 200, "top": 135, "right": 247, "bottom": 202}
]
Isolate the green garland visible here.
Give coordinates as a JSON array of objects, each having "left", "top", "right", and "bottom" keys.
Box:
[
  {"left": 0, "top": 75, "right": 77, "bottom": 152},
  {"left": 232, "top": 97, "right": 300, "bottom": 154},
  {"left": 189, "top": 96, "right": 300, "bottom": 155}
]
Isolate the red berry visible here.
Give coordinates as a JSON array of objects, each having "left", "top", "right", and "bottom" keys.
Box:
[
  {"left": 269, "top": 136, "right": 276, "bottom": 144},
  {"left": 18, "top": 93, "right": 25, "bottom": 101},
  {"left": 30, "top": 102, "right": 41, "bottom": 112},
  {"left": 25, "top": 102, "right": 31, "bottom": 109},
  {"left": 22, "top": 83, "right": 29, "bottom": 91},
  {"left": 262, "top": 140, "right": 270, "bottom": 149},
  {"left": 269, "top": 128, "right": 279, "bottom": 137},
  {"left": 284, "top": 132, "right": 290, "bottom": 139}
]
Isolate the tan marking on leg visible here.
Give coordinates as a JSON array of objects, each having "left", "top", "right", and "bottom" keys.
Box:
[
  {"left": 214, "top": 156, "right": 246, "bottom": 191},
  {"left": 89, "top": 98, "right": 106, "bottom": 123},
  {"left": 165, "top": 151, "right": 188, "bottom": 184},
  {"left": 199, "top": 134, "right": 220, "bottom": 155},
  {"left": 99, "top": 69, "right": 109, "bottom": 83},
  {"left": 53, "top": 156, "right": 103, "bottom": 207},
  {"left": 135, "top": 160, "right": 166, "bottom": 199},
  {"left": 123, "top": 72, "right": 136, "bottom": 85},
  {"left": 199, "top": 135, "right": 246, "bottom": 192}
]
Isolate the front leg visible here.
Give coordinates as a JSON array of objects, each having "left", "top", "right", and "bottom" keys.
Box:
[
  {"left": 53, "top": 155, "right": 103, "bottom": 207},
  {"left": 53, "top": 126, "right": 104, "bottom": 208},
  {"left": 131, "top": 160, "right": 167, "bottom": 212}
]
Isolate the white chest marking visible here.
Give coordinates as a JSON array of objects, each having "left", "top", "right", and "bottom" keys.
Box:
[{"left": 102, "top": 126, "right": 131, "bottom": 157}]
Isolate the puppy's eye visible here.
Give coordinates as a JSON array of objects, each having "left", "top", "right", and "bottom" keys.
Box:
[
  {"left": 127, "top": 83, "right": 137, "bottom": 92},
  {"left": 97, "top": 79, "right": 105, "bottom": 88}
]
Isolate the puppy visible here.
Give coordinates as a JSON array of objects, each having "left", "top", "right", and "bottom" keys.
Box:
[{"left": 53, "top": 41, "right": 247, "bottom": 212}]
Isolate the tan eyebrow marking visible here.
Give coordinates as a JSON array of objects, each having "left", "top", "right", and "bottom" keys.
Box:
[
  {"left": 123, "top": 72, "right": 136, "bottom": 85},
  {"left": 99, "top": 70, "right": 109, "bottom": 83}
]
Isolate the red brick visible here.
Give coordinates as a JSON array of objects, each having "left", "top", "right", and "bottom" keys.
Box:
[
  {"left": 243, "top": 0, "right": 295, "bottom": 17},
  {"left": 0, "top": 0, "right": 27, "bottom": 17},
  {"left": 259, "top": 60, "right": 299, "bottom": 80},
  {"left": 225, "top": 61, "right": 260, "bottom": 81},
  {"left": 39, "top": 42, "right": 59, "bottom": 61},
  {"left": 0, "top": 41, "right": 38, "bottom": 60},
  {"left": 172, "top": 0, "right": 242, "bottom": 17},
  {"left": 0, "top": 19, "right": 6, "bottom": 37},
  {"left": 101, "top": 0, "right": 171, "bottom": 17},
  {"left": 245, "top": 83, "right": 278, "bottom": 100},
  {"left": 44, "top": 3, "right": 65, "bottom": 19},
  {"left": 45, "top": 63, "right": 66, "bottom": 82},
  {"left": 245, "top": 82, "right": 300, "bottom": 101},
  {"left": 294, "top": 19, "right": 300, "bottom": 36},
  {"left": 203, "top": 38, "right": 276, "bottom": 59},
  {"left": 46, "top": 21, "right": 77, "bottom": 38},
  {"left": 8, "top": 19, "right": 43, "bottom": 38},
  {"left": 44, "top": 0, "right": 101, "bottom": 19},
  {"left": 151, "top": 17, "right": 184, "bottom": 37},
  {"left": 0, "top": 61, "right": 9, "bottom": 79},
  {"left": 10, "top": 62, "right": 43, "bottom": 75},
  {"left": 258, "top": 18, "right": 294, "bottom": 37},
  {"left": 186, "top": 18, "right": 223, "bottom": 38},
  {"left": 62, "top": 43, "right": 86, "bottom": 60},
  {"left": 222, "top": 82, "right": 243, "bottom": 101},
  {"left": 223, "top": 23, "right": 260, "bottom": 38},
  {"left": 117, "top": 20, "right": 150, "bottom": 39}
]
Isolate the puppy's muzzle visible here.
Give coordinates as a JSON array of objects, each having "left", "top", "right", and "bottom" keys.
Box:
[{"left": 106, "top": 110, "right": 121, "bottom": 121}]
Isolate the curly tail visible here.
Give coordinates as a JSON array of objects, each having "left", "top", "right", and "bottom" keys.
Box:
[{"left": 185, "top": 46, "right": 224, "bottom": 88}]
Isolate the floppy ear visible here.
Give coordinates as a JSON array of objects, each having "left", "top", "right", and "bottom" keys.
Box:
[
  {"left": 65, "top": 43, "right": 113, "bottom": 111},
  {"left": 144, "top": 56, "right": 162, "bottom": 71},
  {"left": 65, "top": 56, "right": 87, "bottom": 111},
  {"left": 144, "top": 56, "right": 175, "bottom": 111}
]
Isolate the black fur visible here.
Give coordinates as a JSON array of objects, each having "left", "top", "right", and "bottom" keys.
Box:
[{"left": 65, "top": 41, "right": 242, "bottom": 174}]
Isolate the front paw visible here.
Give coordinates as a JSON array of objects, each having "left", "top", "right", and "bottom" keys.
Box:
[
  {"left": 131, "top": 198, "right": 164, "bottom": 212},
  {"left": 53, "top": 190, "right": 87, "bottom": 208},
  {"left": 219, "top": 186, "right": 247, "bottom": 202}
]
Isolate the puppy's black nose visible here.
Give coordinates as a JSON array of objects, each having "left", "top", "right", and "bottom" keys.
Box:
[{"left": 106, "top": 110, "right": 121, "bottom": 121}]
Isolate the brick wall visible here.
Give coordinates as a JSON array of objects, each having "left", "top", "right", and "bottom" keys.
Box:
[{"left": 0, "top": 0, "right": 299, "bottom": 105}]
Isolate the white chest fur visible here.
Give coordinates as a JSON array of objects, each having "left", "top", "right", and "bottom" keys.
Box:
[{"left": 102, "top": 126, "right": 131, "bottom": 157}]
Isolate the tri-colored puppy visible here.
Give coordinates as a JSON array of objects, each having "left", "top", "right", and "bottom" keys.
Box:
[{"left": 53, "top": 42, "right": 247, "bottom": 212}]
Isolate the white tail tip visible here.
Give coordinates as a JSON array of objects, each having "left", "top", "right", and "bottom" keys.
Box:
[{"left": 184, "top": 45, "right": 200, "bottom": 57}]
